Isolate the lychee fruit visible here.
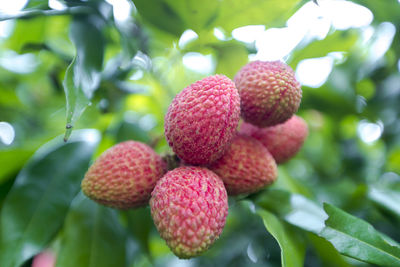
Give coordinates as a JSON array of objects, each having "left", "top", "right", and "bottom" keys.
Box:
[
  {"left": 32, "top": 250, "right": 55, "bottom": 267},
  {"left": 164, "top": 75, "right": 240, "bottom": 165},
  {"left": 150, "top": 166, "right": 228, "bottom": 259},
  {"left": 81, "top": 141, "right": 166, "bottom": 209},
  {"left": 240, "top": 115, "right": 308, "bottom": 164},
  {"left": 234, "top": 60, "right": 302, "bottom": 127},
  {"left": 209, "top": 134, "right": 277, "bottom": 195}
]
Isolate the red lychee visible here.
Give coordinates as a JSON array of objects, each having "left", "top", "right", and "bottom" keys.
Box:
[
  {"left": 209, "top": 134, "right": 277, "bottom": 195},
  {"left": 234, "top": 60, "right": 302, "bottom": 127},
  {"left": 81, "top": 141, "right": 166, "bottom": 209},
  {"left": 164, "top": 75, "right": 240, "bottom": 165},
  {"left": 150, "top": 166, "right": 228, "bottom": 258},
  {"left": 240, "top": 115, "right": 308, "bottom": 164}
]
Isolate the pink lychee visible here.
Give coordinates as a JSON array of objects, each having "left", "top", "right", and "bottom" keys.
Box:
[
  {"left": 234, "top": 60, "right": 302, "bottom": 127},
  {"left": 164, "top": 75, "right": 240, "bottom": 165},
  {"left": 209, "top": 134, "right": 277, "bottom": 195},
  {"left": 240, "top": 115, "right": 308, "bottom": 164},
  {"left": 32, "top": 250, "right": 55, "bottom": 267},
  {"left": 81, "top": 141, "right": 166, "bottom": 209},
  {"left": 150, "top": 166, "right": 228, "bottom": 258}
]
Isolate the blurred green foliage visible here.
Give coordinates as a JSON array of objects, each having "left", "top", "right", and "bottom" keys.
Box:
[{"left": 0, "top": 0, "right": 400, "bottom": 266}]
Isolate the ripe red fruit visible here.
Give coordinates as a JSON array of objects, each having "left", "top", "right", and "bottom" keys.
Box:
[
  {"left": 164, "top": 75, "right": 240, "bottom": 165},
  {"left": 81, "top": 141, "right": 166, "bottom": 209},
  {"left": 240, "top": 115, "right": 308, "bottom": 164},
  {"left": 234, "top": 60, "right": 302, "bottom": 127},
  {"left": 150, "top": 166, "right": 228, "bottom": 259},
  {"left": 209, "top": 134, "right": 277, "bottom": 195}
]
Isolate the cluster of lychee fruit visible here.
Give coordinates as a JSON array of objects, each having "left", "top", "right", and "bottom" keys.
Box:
[{"left": 81, "top": 60, "right": 308, "bottom": 259}]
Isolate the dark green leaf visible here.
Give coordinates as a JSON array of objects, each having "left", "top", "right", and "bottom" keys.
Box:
[
  {"left": 64, "top": 17, "right": 104, "bottom": 141},
  {"left": 124, "top": 207, "right": 153, "bottom": 256},
  {"left": 56, "top": 194, "right": 127, "bottom": 267},
  {"left": 320, "top": 203, "right": 400, "bottom": 267},
  {"left": 0, "top": 129, "right": 100, "bottom": 267},
  {"left": 257, "top": 209, "right": 305, "bottom": 267}
]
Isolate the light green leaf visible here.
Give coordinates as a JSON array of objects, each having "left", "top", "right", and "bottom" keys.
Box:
[
  {"left": 289, "top": 30, "right": 359, "bottom": 68},
  {"left": 63, "top": 16, "right": 104, "bottom": 141},
  {"left": 320, "top": 203, "right": 400, "bottom": 267},
  {"left": 257, "top": 209, "right": 305, "bottom": 267},
  {"left": 164, "top": 0, "right": 219, "bottom": 32},
  {"left": 214, "top": 42, "right": 248, "bottom": 79},
  {"left": 0, "top": 149, "right": 34, "bottom": 184},
  {"left": 0, "top": 129, "right": 100, "bottom": 267},
  {"left": 215, "top": 0, "right": 301, "bottom": 33},
  {"left": 56, "top": 194, "right": 127, "bottom": 267},
  {"left": 5, "top": 17, "right": 46, "bottom": 51},
  {"left": 255, "top": 189, "right": 327, "bottom": 234},
  {"left": 307, "top": 233, "right": 352, "bottom": 267},
  {"left": 133, "top": 0, "right": 185, "bottom": 36},
  {"left": 368, "top": 186, "right": 400, "bottom": 219}
]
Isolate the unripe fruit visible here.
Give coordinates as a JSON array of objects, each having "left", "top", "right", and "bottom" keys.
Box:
[
  {"left": 209, "top": 134, "right": 277, "bottom": 195},
  {"left": 81, "top": 141, "right": 166, "bottom": 209},
  {"left": 234, "top": 60, "right": 302, "bottom": 127},
  {"left": 150, "top": 166, "right": 228, "bottom": 259},
  {"left": 164, "top": 75, "right": 240, "bottom": 165},
  {"left": 240, "top": 115, "right": 308, "bottom": 164}
]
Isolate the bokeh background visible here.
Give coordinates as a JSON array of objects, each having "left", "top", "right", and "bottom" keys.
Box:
[{"left": 0, "top": 0, "right": 400, "bottom": 266}]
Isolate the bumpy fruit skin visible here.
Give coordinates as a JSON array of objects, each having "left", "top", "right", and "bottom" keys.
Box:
[
  {"left": 234, "top": 60, "right": 302, "bottom": 127},
  {"left": 240, "top": 115, "right": 308, "bottom": 164},
  {"left": 150, "top": 166, "right": 228, "bottom": 259},
  {"left": 164, "top": 75, "right": 240, "bottom": 165},
  {"left": 81, "top": 141, "right": 166, "bottom": 209},
  {"left": 209, "top": 134, "right": 277, "bottom": 195}
]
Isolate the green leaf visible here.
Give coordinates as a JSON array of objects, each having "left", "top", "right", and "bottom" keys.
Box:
[
  {"left": 273, "top": 167, "right": 313, "bottom": 198},
  {"left": 289, "top": 30, "right": 358, "bottom": 68},
  {"left": 215, "top": 0, "right": 301, "bottom": 33},
  {"left": 164, "top": 0, "right": 219, "bottom": 32},
  {"left": 64, "top": 16, "right": 104, "bottom": 141},
  {"left": 0, "top": 129, "right": 100, "bottom": 267},
  {"left": 133, "top": 0, "right": 186, "bottom": 36},
  {"left": 115, "top": 121, "right": 151, "bottom": 144},
  {"left": 5, "top": 17, "right": 46, "bottom": 51},
  {"left": 368, "top": 186, "right": 400, "bottom": 219},
  {"left": 255, "top": 189, "right": 327, "bottom": 233},
  {"left": 307, "top": 233, "right": 352, "bottom": 267},
  {"left": 256, "top": 190, "right": 400, "bottom": 266},
  {"left": 124, "top": 207, "right": 153, "bottom": 256},
  {"left": 257, "top": 209, "right": 305, "bottom": 267},
  {"left": 320, "top": 203, "right": 400, "bottom": 267},
  {"left": 214, "top": 42, "right": 248, "bottom": 79},
  {"left": 0, "top": 149, "right": 34, "bottom": 184},
  {"left": 56, "top": 194, "right": 127, "bottom": 267}
]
